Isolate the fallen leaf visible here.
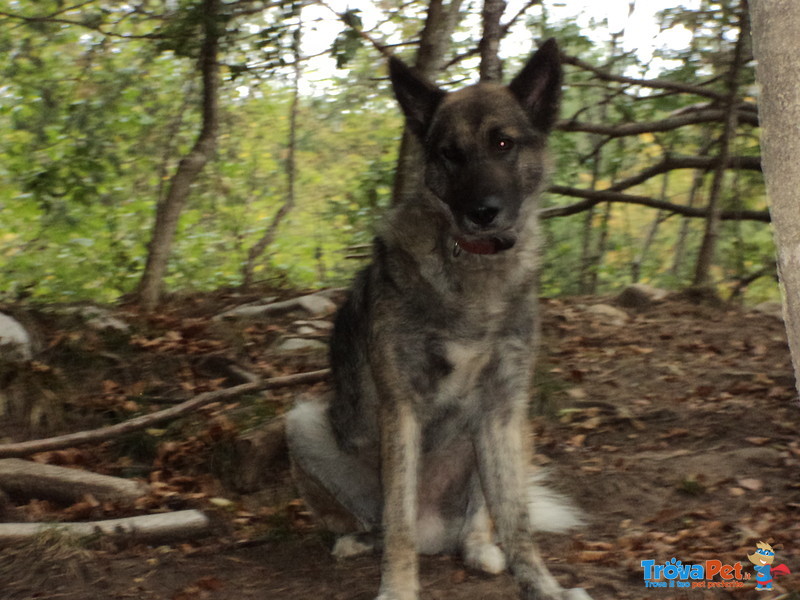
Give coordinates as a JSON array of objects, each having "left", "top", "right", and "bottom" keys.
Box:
[
  {"left": 745, "top": 437, "right": 771, "bottom": 446},
  {"left": 737, "top": 478, "right": 763, "bottom": 491}
]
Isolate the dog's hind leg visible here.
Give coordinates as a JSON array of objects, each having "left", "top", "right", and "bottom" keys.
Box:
[
  {"left": 460, "top": 481, "right": 507, "bottom": 575},
  {"left": 285, "top": 398, "right": 382, "bottom": 539}
]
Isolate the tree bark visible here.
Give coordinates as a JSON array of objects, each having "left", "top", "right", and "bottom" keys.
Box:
[
  {"left": 749, "top": 0, "right": 800, "bottom": 397},
  {"left": 479, "top": 0, "right": 506, "bottom": 82},
  {"left": 136, "top": 0, "right": 221, "bottom": 311}
]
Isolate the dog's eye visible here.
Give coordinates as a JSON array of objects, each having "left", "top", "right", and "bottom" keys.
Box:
[{"left": 496, "top": 138, "right": 515, "bottom": 152}]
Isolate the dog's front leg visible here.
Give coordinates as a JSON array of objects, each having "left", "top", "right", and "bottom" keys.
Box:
[
  {"left": 376, "top": 398, "right": 420, "bottom": 600},
  {"left": 475, "top": 409, "right": 565, "bottom": 600}
]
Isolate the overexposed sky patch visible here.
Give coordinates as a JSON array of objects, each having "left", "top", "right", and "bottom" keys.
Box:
[{"left": 298, "top": 0, "right": 700, "bottom": 94}]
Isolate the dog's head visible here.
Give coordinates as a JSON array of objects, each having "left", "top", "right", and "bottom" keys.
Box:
[{"left": 389, "top": 39, "right": 561, "bottom": 255}]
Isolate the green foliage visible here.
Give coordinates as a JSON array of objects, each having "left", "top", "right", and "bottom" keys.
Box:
[{"left": 0, "top": 0, "right": 778, "bottom": 304}]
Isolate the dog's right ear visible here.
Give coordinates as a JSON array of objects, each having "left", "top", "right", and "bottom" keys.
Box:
[
  {"left": 389, "top": 57, "right": 446, "bottom": 139},
  {"left": 509, "top": 38, "right": 562, "bottom": 133}
]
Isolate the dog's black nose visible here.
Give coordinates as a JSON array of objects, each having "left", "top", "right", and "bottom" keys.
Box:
[{"left": 467, "top": 205, "right": 500, "bottom": 227}]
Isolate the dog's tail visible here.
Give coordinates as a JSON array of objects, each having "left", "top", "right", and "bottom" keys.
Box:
[{"left": 527, "top": 471, "right": 584, "bottom": 533}]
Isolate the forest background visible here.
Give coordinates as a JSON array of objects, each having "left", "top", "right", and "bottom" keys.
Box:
[{"left": 0, "top": 0, "right": 771, "bottom": 308}]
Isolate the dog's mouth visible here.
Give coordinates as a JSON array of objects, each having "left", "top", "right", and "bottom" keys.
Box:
[{"left": 453, "top": 235, "right": 516, "bottom": 256}]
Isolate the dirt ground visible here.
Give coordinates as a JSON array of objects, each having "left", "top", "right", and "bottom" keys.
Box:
[{"left": 1, "top": 291, "right": 799, "bottom": 600}]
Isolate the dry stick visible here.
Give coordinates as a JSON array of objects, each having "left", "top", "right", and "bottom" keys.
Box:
[{"left": 0, "top": 369, "right": 330, "bottom": 459}]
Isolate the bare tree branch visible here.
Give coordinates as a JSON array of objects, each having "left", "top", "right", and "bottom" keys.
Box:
[
  {"left": 542, "top": 185, "right": 769, "bottom": 222},
  {"left": 609, "top": 155, "right": 761, "bottom": 192},
  {"left": 0, "top": 8, "right": 163, "bottom": 40},
  {"left": 562, "top": 53, "right": 726, "bottom": 101},
  {"left": 557, "top": 107, "right": 758, "bottom": 137}
]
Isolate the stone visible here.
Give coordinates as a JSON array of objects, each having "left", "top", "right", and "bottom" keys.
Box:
[
  {"left": 0, "top": 313, "right": 32, "bottom": 362},
  {"left": 275, "top": 337, "right": 328, "bottom": 353},
  {"left": 616, "top": 284, "right": 669, "bottom": 309},
  {"left": 296, "top": 294, "right": 336, "bottom": 317},
  {"left": 585, "top": 304, "right": 629, "bottom": 327},
  {"left": 751, "top": 301, "right": 783, "bottom": 320}
]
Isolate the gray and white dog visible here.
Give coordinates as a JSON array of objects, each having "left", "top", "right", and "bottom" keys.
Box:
[{"left": 287, "top": 39, "right": 589, "bottom": 600}]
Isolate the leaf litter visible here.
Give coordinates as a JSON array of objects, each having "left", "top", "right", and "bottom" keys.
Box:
[{"left": 0, "top": 290, "right": 798, "bottom": 599}]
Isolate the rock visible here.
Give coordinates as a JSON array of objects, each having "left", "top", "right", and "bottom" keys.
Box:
[
  {"left": 275, "top": 337, "right": 328, "bottom": 353},
  {"left": 585, "top": 304, "right": 629, "bottom": 327},
  {"left": 293, "top": 319, "right": 334, "bottom": 332},
  {"left": 0, "top": 313, "right": 32, "bottom": 362},
  {"left": 56, "top": 305, "right": 130, "bottom": 334},
  {"left": 81, "top": 307, "right": 130, "bottom": 333},
  {"left": 751, "top": 301, "right": 783, "bottom": 320},
  {"left": 615, "top": 284, "right": 668, "bottom": 309},
  {"left": 296, "top": 294, "right": 336, "bottom": 317}
]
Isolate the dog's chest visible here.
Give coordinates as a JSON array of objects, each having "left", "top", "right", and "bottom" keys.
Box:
[{"left": 435, "top": 339, "right": 491, "bottom": 404}]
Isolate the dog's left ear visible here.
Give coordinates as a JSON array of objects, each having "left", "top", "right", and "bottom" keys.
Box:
[
  {"left": 508, "top": 38, "right": 562, "bottom": 133},
  {"left": 389, "top": 57, "right": 447, "bottom": 139}
]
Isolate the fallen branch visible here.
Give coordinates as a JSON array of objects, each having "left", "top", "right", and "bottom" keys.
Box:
[
  {"left": 0, "top": 459, "right": 148, "bottom": 504},
  {"left": 214, "top": 292, "right": 335, "bottom": 320},
  {"left": 0, "top": 510, "right": 210, "bottom": 544},
  {"left": 0, "top": 369, "right": 330, "bottom": 459}
]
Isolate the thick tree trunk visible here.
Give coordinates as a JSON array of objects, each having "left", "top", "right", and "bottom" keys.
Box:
[
  {"left": 750, "top": 0, "right": 800, "bottom": 397},
  {"left": 136, "top": 0, "right": 221, "bottom": 311},
  {"left": 479, "top": 0, "right": 506, "bottom": 82}
]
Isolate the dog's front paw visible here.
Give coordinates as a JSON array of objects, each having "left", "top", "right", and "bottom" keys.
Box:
[{"left": 562, "top": 588, "right": 592, "bottom": 600}]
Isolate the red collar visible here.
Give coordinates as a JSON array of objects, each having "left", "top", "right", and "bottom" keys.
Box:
[{"left": 453, "top": 237, "right": 503, "bottom": 255}]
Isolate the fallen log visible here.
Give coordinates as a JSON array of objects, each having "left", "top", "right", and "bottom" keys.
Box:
[
  {"left": 0, "top": 509, "right": 210, "bottom": 544},
  {"left": 0, "top": 459, "right": 148, "bottom": 504},
  {"left": 0, "top": 369, "right": 330, "bottom": 459},
  {"left": 214, "top": 292, "right": 335, "bottom": 320}
]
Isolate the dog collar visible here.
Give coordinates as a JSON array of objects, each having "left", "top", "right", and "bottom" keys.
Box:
[{"left": 453, "top": 237, "right": 503, "bottom": 256}]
